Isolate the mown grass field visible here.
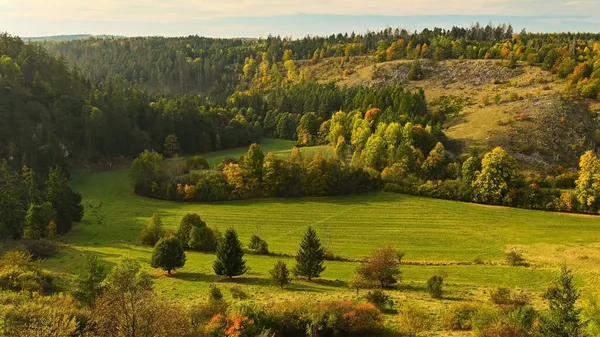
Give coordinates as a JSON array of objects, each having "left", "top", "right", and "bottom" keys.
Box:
[{"left": 39, "top": 138, "right": 600, "bottom": 334}]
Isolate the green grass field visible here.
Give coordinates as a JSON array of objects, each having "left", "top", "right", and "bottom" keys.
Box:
[{"left": 38, "top": 138, "right": 600, "bottom": 333}]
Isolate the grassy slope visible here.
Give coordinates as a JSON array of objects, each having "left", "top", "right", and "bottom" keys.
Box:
[{"left": 39, "top": 139, "right": 600, "bottom": 333}]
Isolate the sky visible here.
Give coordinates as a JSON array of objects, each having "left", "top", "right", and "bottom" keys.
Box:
[{"left": 1, "top": 0, "right": 599, "bottom": 38}]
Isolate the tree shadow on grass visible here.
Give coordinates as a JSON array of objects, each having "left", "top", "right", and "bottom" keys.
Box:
[
  {"left": 307, "top": 278, "right": 348, "bottom": 288},
  {"left": 172, "top": 272, "right": 220, "bottom": 283}
]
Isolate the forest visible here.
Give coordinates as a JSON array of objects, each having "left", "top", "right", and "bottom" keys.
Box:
[{"left": 1, "top": 22, "right": 600, "bottom": 336}]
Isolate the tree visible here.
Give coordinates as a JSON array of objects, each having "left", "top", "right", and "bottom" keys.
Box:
[
  {"left": 575, "top": 150, "right": 600, "bottom": 212},
  {"left": 248, "top": 234, "right": 269, "bottom": 255},
  {"left": 473, "top": 147, "right": 518, "bottom": 204},
  {"left": 421, "top": 142, "right": 446, "bottom": 180},
  {"left": 0, "top": 162, "right": 28, "bottom": 239},
  {"left": 130, "top": 150, "right": 164, "bottom": 195},
  {"left": 46, "top": 166, "right": 82, "bottom": 235},
  {"left": 243, "top": 143, "right": 265, "bottom": 178},
  {"left": 176, "top": 213, "right": 207, "bottom": 248},
  {"left": 408, "top": 59, "right": 424, "bottom": 80},
  {"left": 188, "top": 225, "right": 218, "bottom": 252},
  {"left": 151, "top": 236, "right": 186, "bottom": 275},
  {"left": 461, "top": 150, "right": 482, "bottom": 183},
  {"left": 163, "top": 134, "right": 180, "bottom": 157},
  {"left": 540, "top": 267, "right": 585, "bottom": 336},
  {"left": 427, "top": 275, "right": 444, "bottom": 299},
  {"left": 23, "top": 202, "right": 56, "bottom": 239},
  {"left": 270, "top": 261, "right": 291, "bottom": 289},
  {"left": 356, "top": 247, "right": 403, "bottom": 289},
  {"left": 74, "top": 255, "right": 107, "bottom": 306},
  {"left": 294, "top": 226, "right": 325, "bottom": 281},
  {"left": 213, "top": 228, "right": 247, "bottom": 278},
  {"left": 141, "top": 213, "right": 165, "bottom": 246},
  {"left": 362, "top": 135, "right": 387, "bottom": 171}
]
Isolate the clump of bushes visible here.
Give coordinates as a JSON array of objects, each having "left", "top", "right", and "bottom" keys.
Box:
[
  {"left": 0, "top": 250, "right": 54, "bottom": 293},
  {"left": 248, "top": 234, "right": 269, "bottom": 255},
  {"left": 21, "top": 239, "right": 58, "bottom": 259},
  {"left": 505, "top": 250, "right": 528, "bottom": 266},
  {"left": 186, "top": 156, "right": 209, "bottom": 170},
  {"left": 490, "top": 287, "right": 530, "bottom": 307},
  {"left": 365, "top": 290, "right": 395, "bottom": 312}
]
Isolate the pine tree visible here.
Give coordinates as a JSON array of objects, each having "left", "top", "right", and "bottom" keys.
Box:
[
  {"left": 151, "top": 236, "right": 186, "bottom": 275},
  {"left": 213, "top": 228, "right": 246, "bottom": 278},
  {"left": 74, "top": 255, "right": 107, "bottom": 306},
  {"left": 294, "top": 226, "right": 326, "bottom": 281},
  {"left": 540, "top": 266, "right": 585, "bottom": 336},
  {"left": 46, "top": 165, "right": 82, "bottom": 235}
]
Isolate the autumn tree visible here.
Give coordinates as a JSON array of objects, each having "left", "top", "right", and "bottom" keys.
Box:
[
  {"left": 575, "top": 150, "right": 600, "bottom": 212},
  {"left": 356, "top": 247, "right": 404, "bottom": 289},
  {"left": 473, "top": 147, "right": 518, "bottom": 204},
  {"left": 362, "top": 135, "right": 387, "bottom": 171},
  {"left": 151, "top": 236, "right": 186, "bottom": 275},
  {"left": 461, "top": 149, "right": 482, "bottom": 183},
  {"left": 294, "top": 226, "right": 325, "bottom": 281},
  {"left": 213, "top": 228, "right": 247, "bottom": 278},
  {"left": 421, "top": 142, "right": 446, "bottom": 180}
]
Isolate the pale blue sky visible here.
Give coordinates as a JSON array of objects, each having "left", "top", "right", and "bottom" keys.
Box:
[{"left": 1, "top": 0, "right": 599, "bottom": 38}]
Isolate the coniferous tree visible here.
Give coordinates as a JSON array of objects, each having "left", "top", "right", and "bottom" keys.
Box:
[
  {"left": 294, "top": 226, "right": 326, "bottom": 281},
  {"left": 540, "top": 266, "right": 585, "bottom": 336},
  {"left": 0, "top": 161, "right": 26, "bottom": 239},
  {"left": 45, "top": 166, "right": 80, "bottom": 235},
  {"left": 213, "top": 228, "right": 247, "bottom": 278},
  {"left": 175, "top": 213, "right": 207, "bottom": 248},
  {"left": 151, "top": 236, "right": 186, "bottom": 275},
  {"left": 74, "top": 255, "right": 107, "bottom": 306},
  {"left": 270, "top": 261, "right": 292, "bottom": 289},
  {"left": 141, "top": 213, "right": 165, "bottom": 246}
]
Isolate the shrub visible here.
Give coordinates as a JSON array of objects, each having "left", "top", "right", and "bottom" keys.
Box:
[
  {"left": 175, "top": 213, "right": 207, "bottom": 248},
  {"left": 356, "top": 247, "right": 403, "bottom": 289},
  {"left": 141, "top": 213, "right": 165, "bottom": 246},
  {"left": 270, "top": 261, "right": 292, "bottom": 289},
  {"left": 21, "top": 239, "right": 58, "bottom": 259},
  {"left": 248, "top": 234, "right": 269, "bottom": 255},
  {"left": 427, "top": 275, "right": 444, "bottom": 299},
  {"left": 398, "top": 304, "right": 432, "bottom": 337},
  {"left": 229, "top": 286, "right": 248, "bottom": 299},
  {"left": 365, "top": 290, "right": 394, "bottom": 311},
  {"left": 188, "top": 226, "right": 218, "bottom": 252},
  {"left": 311, "top": 301, "right": 382, "bottom": 335},
  {"left": 208, "top": 285, "right": 224, "bottom": 302},
  {"left": 490, "top": 287, "right": 513, "bottom": 305},
  {"left": 505, "top": 250, "right": 527, "bottom": 266},
  {"left": 186, "top": 156, "right": 210, "bottom": 170},
  {"left": 0, "top": 250, "right": 54, "bottom": 293},
  {"left": 443, "top": 303, "right": 479, "bottom": 330}
]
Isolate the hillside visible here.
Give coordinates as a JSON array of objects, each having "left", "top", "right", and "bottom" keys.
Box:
[{"left": 301, "top": 57, "right": 600, "bottom": 167}]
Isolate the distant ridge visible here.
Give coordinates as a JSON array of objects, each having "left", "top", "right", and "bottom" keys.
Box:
[{"left": 24, "top": 34, "right": 122, "bottom": 41}]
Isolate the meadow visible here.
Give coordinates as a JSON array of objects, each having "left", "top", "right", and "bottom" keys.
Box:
[{"left": 39, "top": 139, "right": 600, "bottom": 333}]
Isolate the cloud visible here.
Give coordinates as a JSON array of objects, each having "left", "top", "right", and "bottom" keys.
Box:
[{"left": 2, "top": 0, "right": 598, "bottom": 23}]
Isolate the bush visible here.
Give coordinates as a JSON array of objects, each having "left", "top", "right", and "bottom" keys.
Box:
[
  {"left": 398, "top": 304, "right": 432, "bottom": 337},
  {"left": 141, "top": 213, "right": 165, "bottom": 246},
  {"left": 311, "top": 301, "right": 382, "bottom": 335},
  {"left": 0, "top": 250, "right": 54, "bottom": 293},
  {"left": 443, "top": 303, "right": 479, "bottom": 330},
  {"left": 22, "top": 239, "right": 58, "bottom": 259},
  {"left": 365, "top": 290, "right": 394, "bottom": 311},
  {"left": 175, "top": 213, "right": 207, "bottom": 248},
  {"left": 186, "top": 156, "right": 210, "bottom": 170},
  {"left": 427, "top": 275, "right": 444, "bottom": 299},
  {"left": 188, "top": 226, "right": 218, "bottom": 252},
  {"left": 248, "top": 234, "right": 269, "bottom": 255},
  {"left": 208, "top": 285, "right": 224, "bottom": 302},
  {"left": 505, "top": 250, "right": 527, "bottom": 266},
  {"left": 489, "top": 287, "right": 530, "bottom": 307},
  {"left": 229, "top": 286, "right": 248, "bottom": 299},
  {"left": 270, "top": 261, "right": 291, "bottom": 289},
  {"left": 150, "top": 236, "right": 186, "bottom": 275}
]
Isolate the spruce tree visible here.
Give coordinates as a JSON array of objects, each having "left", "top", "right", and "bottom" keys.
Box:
[
  {"left": 46, "top": 165, "right": 82, "bottom": 235},
  {"left": 270, "top": 260, "right": 291, "bottom": 289},
  {"left": 141, "top": 213, "right": 165, "bottom": 246},
  {"left": 540, "top": 266, "right": 585, "bottom": 336},
  {"left": 294, "top": 226, "right": 326, "bottom": 281},
  {"left": 213, "top": 228, "right": 246, "bottom": 278},
  {"left": 150, "top": 236, "right": 186, "bottom": 275},
  {"left": 0, "top": 161, "right": 26, "bottom": 239},
  {"left": 74, "top": 255, "right": 107, "bottom": 306}
]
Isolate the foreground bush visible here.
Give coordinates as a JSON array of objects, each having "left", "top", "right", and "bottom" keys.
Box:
[{"left": 0, "top": 250, "right": 53, "bottom": 293}]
